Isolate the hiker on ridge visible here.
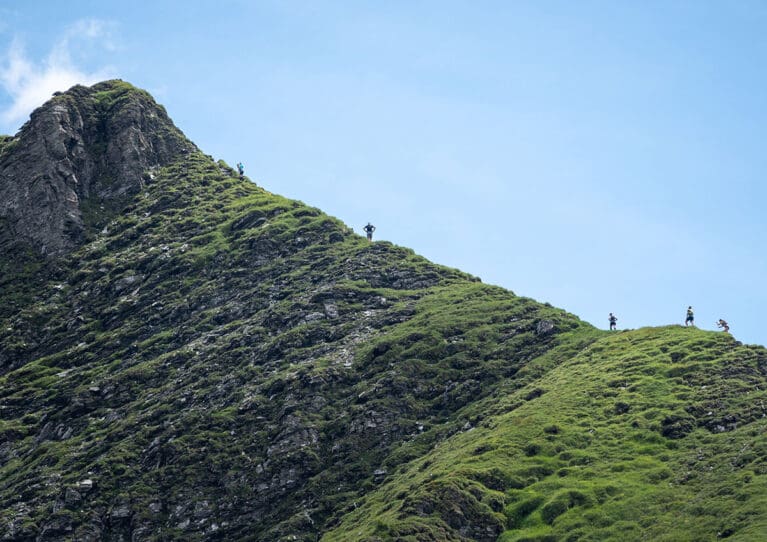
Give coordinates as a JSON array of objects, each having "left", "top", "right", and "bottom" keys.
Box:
[
  {"left": 237, "top": 162, "right": 244, "bottom": 177},
  {"left": 609, "top": 313, "right": 617, "bottom": 331},
  {"left": 363, "top": 222, "right": 376, "bottom": 242},
  {"left": 717, "top": 319, "right": 730, "bottom": 333},
  {"left": 685, "top": 306, "right": 694, "bottom": 327}
]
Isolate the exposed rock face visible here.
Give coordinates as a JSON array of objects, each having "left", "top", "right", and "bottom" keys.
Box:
[{"left": 0, "top": 80, "right": 194, "bottom": 256}]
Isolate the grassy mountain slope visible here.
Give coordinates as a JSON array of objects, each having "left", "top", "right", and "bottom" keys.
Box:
[
  {"left": 0, "top": 145, "right": 595, "bottom": 541},
  {"left": 324, "top": 327, "right": 767, "bottom": 541},
  {"left": 0, "top": 82, "right": 766, "bottom": 541}
]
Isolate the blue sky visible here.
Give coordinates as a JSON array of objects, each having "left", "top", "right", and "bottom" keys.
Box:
[{"left": 1, "top": 1, "right": 766, "bottom": 345}]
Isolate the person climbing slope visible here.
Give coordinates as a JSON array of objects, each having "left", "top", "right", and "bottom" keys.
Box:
[
  {"left": 363, "top": 222, "right": 376, "bottom": 241},
  {"left": 237, "top": 162, "right": 244, "bottom": 177},
  {"left": 717, "top": 319, "right": 730, "bottom": 333},
  {"left": 609, "top": 313, "right": 618, "bottom": 331},
  {"left": 685, "top": 306, "right": 694, "bottom": 327}
]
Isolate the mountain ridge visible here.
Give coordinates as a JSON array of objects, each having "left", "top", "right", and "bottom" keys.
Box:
[{"left": 0, "top": 81, "right": 765, "bottom": 541}]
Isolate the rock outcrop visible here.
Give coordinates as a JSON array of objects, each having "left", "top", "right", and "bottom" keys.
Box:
[{"left": 0, "top": 80, "right": 194, "bottom": 257}]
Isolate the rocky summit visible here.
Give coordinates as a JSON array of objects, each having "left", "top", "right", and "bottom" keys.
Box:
[
  {"left": 0, "top": 81, "right": 766, "bottom": 542},
  {"left": 0, "top": 81, "right": 192, "bottom": 258}
]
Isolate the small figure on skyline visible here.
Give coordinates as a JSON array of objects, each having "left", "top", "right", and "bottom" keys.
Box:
[
  {"left": 237, "top": 162, "right": 244, "bottom": 177},
  {"left": 609, "top": 313, "right": 617, "bottom": 331},
  {"left": 685, "top": 306, "right": 694, "bottom": 327},
  {"left": 717, "top": 319, "right": 730, "bottom": 333},
  {"left": 363, "top": 222, "right": 376, "bottom": 241}
]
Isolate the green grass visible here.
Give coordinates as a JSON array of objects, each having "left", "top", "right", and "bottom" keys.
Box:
[
  {"left": 322, "top": 326, "right": 767, "bottom": 541},
  {"left": 0, "top": 134, "right": 16, "bottom": 158}
]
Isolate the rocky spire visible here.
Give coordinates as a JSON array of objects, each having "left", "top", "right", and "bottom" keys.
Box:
[{"left": 0, "top": 80, "right": 196, "bottom": 257}]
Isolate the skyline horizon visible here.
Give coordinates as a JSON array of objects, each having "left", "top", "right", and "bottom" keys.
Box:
[{"left": 2, "top": 1, "right": 765, "bottom": 346}]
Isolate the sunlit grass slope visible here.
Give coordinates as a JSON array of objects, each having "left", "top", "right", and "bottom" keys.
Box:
[
  {"left": 0, "top": 148, "right": 601, "bottom": 540},
  {"left": 324, "top": 326, "right": 767, "bottom": 541}
]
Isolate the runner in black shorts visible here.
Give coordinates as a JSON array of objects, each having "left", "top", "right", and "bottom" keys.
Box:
[{"left": 685, "top": 306, "right": 694, "bottom": 326}]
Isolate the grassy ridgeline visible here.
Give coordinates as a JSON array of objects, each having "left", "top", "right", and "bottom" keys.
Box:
[
  {"left": 323, "top": 326, "right": 767, "bottom": 541},
  {"left": 0, "top": 151, "right": 596, "bottom": 539}
]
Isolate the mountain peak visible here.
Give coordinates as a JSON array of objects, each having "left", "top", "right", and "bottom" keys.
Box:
[{"left": 0, "top": 80, "right": 196, "bottom": 257}]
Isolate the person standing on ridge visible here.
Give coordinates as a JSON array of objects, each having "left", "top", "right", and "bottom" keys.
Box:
[
  {"left": 363, "top": 222, "right": 376, "bottom": 241},
  {"left": 717, "top": 319, "right": 730, "bottom": 333},
  {"left": 609, "top": 313, "right": 618, "bottom": 331},
  {"left": 685, "top": 306, "right": 695, "bottom": 327},
  {"left": 237, "top": 162, "right": 244, "bottom": 178}
]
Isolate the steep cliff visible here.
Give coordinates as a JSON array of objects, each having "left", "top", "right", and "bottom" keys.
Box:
[{"left": 0, "top": 82, "right": 765, "bottom": 542}]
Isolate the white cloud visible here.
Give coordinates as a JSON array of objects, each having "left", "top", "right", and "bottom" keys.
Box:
[{"left": 0, "top": 18, "right": 117, "bottom": 130}]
